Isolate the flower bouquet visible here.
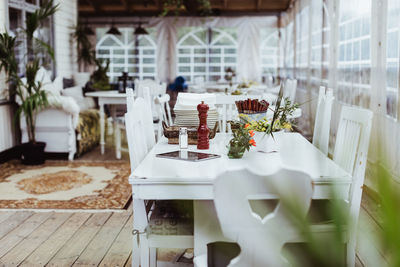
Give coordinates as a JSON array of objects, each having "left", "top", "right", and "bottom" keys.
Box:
[{"left": 227, "top": 124, "right": 256, "bottom": 159}]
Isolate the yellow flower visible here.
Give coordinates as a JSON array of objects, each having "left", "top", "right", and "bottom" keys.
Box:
[{"left": 283, "top": 122, "right": 292, "bottom": 130}]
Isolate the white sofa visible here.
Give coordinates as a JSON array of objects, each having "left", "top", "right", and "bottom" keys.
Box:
[{"left": 20, "top": 71, "right": 97, "bottom": 160}]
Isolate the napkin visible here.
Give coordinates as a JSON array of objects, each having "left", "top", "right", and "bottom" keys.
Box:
[{"left": 175, "top": 93, "right": 216, "bottom": 110}]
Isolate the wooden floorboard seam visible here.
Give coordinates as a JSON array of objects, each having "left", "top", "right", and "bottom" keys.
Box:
[
  {"left": 72, "top": 212, "right": 132, "bottom": 266},
  {"left": 99, "top": 214, "right": 134, "bottom": 267},
  {"left": 70, "top": 212, "right": 118, "bottom": 266},
  {"left": 0, "top": 213, "right": 73, "bottom": 266},
  {"left": 46, "top": 212, "right": 112, "bottom": 266},
  {"left": 0, "top": 212, "right": 34, "bottom": 241},
  {"left": 0, "top": 212, "right": 52, "bottom": 261},
  {"left": 19, "top": 213, "right": 93, "bottom": 267}
]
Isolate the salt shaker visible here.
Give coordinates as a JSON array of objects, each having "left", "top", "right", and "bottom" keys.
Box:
[{"left": 179, "top": 127, "right": 188, "bottom": 149}]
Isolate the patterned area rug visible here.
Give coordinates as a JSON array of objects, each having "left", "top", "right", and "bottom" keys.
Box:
[{"left": 0, "top": 161, "right": 131, "bottom": 210}]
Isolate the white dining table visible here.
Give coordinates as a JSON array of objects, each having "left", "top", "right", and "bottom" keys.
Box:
[
  {"left": 85, "top": 90, "right": 128, "bottom": 154},
  {"left": 130, "top": 132, "right": 351, "bottom": 265}
]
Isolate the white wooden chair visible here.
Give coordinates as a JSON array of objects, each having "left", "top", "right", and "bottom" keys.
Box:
[
  {"left": 306, "top": 106, "right": 373, "bottom": 267},
  {"left": 115, "top": 87, "right": 156, "bottom": 159},
  {"left": 154, "top": 94, "right": 173, "bottom": 140},
  {"left": 194, "top": 168, "right": 313, "bottom": 267},
  {"left": 125, "top": 91, "right": 193, "bottom": 267},
  {"left": 332, "top": 106, "right": 373, "bottom": 267},
  {"left": 312, "top": 86, "right": 334, "bottom": 155},
  {"left": 283, "top": 79, "right": 297, "bottom": 104}
]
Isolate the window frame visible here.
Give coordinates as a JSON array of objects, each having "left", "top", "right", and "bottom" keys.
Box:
[
  {"left": 176, "top": 27, "right": 238, "bottom": 82},
  {"left": 95, "top": 28, "right": 157, "bottom": 82}
]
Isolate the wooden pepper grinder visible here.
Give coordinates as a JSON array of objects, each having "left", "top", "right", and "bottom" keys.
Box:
[{"left": 197, "top": 101, "right": 209, "bottom": 149}]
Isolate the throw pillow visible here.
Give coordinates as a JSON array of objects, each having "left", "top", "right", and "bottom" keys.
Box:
[{"left": 63, "top": 78, "right": 75, "bottom": 89}]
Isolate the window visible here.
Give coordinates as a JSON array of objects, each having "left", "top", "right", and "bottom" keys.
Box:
[
  {"left": 8, "top": 0, "right": 53, "bottom": 76},
  {"left": 386, "top": 0, "right": 400, "bottom": 119},
  {"left": 96, "top": 28, "right": 157, "bottom": 82},
  {"left": 283, "top": 22, "right": 294, "bottom": 79},
  {"left": 295, "top": 6, "right": 310, "bottom": 92},
  {"left": 260, "top": 28, "right": 279, "bottom": 77},
  {"left": 337, "top": 0, "right": 371, "bottom": 108},
  {"left": 176, "top": 27, "right": 237, "bottom": 82},
  {"left": 310, "top": 0, "right": 330, "bottom": 93}
]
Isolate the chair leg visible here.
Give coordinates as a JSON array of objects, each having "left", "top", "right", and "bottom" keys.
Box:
[
  {"left": 115, "top": 126, "right": 121, "bottom": 159},
  {"left": 140, "top": 237, "right": 150, "bottom": 267},
  {"left": 346, "top": 239, "right": 356, "bottom": 267},
  {"left": 107, "top": 117, "right": 114, "bottom": 135},
  {"left": 149, "top": 247, "right": 157, "bottom": 267}
]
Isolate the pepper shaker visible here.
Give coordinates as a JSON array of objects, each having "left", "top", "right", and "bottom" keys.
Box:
[{"left": 197, "top": 101, "right": 210, "bottom": 149}]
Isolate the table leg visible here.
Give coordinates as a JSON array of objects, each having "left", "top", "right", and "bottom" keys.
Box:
[
  {"left": 100, "top": 100, "right": 105, "bottom": 154},
  {"left": 193, "top": 200, "right": 229, "bottom": 256}
]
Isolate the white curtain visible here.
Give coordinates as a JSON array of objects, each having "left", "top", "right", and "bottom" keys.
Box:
[
  {"left": 237, "top": 19, "right": 262, "bottom": 82},
  {"left": 284, "top": 0, "right": 400, "bottom": 189},
  {"left": 147, "top": 16, "right": 278, "bottom": 83}
]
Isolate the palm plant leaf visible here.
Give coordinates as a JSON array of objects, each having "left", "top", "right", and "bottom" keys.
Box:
[{"left": 25, "top": 0, "right": 58, "bottom": 40}]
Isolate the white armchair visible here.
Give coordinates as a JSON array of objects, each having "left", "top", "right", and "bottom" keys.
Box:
[
  {"left": 20, "top": 69, "right": 98, "bottom": 160},
  {"left": 21, "top": 109, "right": 77, "bottom": 160}
]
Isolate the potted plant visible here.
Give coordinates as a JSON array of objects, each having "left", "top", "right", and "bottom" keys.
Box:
[
  {"left": 72, "top": 22, "right": 95, "bottom": 72},
  {"left": 16, "top": 60, "right": 49, "bottom": 164},
  {"left": 72, "top": 21, "right": 95, "bottom": 85},
  {"left": 0, "top": 0, "right": 58, "bottom": 165},
  {"left": 238, "top": 85, "right": 300, "bottom": 152},
  {"left": 89, "top": 58, "right": 111, "bottom": 91}
]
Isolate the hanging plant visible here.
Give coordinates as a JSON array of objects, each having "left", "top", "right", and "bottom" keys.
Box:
[
  {"left": 72, "top": 22, "right": 95, "bottom": 72},
  {"left": 161, "top": 0, "right": 212, "bottom": 16}
]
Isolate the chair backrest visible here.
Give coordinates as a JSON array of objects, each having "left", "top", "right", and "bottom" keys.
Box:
[
  {"left": 333, "top": 106, "right": 372, "bottom": 226},
  {"left": 283, "top": 79, "right": 297, "bottom": 103},
  {"left": 312, "top": 86, "right": 334, "bottom": 155},
  {"left": 125, "top": 97, "right": 156, "bottom": 172},
  {"left": 194, "top": 76, "right": 205, "bottom": 85},
  {"left": 126, "top": 88, "right": 135, "bottom": 113},
  {"left": 154, "top": 94, "right": 172, "bottom": 140},
  {"left": 214, "top": 168, "right": 313, "bottom": 267},
  {"left": 155, "top": 94, "right": 172, "bottom": 126}
]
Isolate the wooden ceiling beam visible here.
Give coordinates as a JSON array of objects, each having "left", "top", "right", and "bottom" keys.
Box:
[
  {"left": 121, "top": 0, "right": 128, "bottom": 10},
  {"left": 256, "top": 0, "right": 262, "bottom": 11},
  {"left": 86, "top": 0, "right": 100, "bottom": 12}
]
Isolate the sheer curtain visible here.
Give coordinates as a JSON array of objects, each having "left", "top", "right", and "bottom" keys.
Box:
[
  {"left": 285, "top": 0, "right": 400, "bottom": 188},
  {"left": 148, "top": 16, "right": 278, "bottom": 83}
]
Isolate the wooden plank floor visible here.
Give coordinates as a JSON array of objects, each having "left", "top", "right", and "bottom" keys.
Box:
[
  {"left": 0, "top": 195, "right": 384, "bottom": 267},
  {"left": 0, "top": 206, "right": 133, "bottom": 267}
]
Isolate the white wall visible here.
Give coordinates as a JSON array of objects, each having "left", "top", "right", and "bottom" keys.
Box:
[
  {"left": 0, "top": 0, "right": 14, "bottom": 152},
  {"left": 0, "top": 0, "right": 9, "bottom": 100},
  {"left": 54, "top": 0, "right": 78, "bottom": 78},
  {"left": 0, "top": 105, "right": 15, "bottom": 151}
]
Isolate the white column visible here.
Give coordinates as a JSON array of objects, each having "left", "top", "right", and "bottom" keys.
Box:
[
  {"left": 327, "top": 0, "right": 340, "bottom": 155},
  {"left": 327, "top": 0, "right": 340, "bottom": 93},
  {"left": 367, "top": 0, "right": 388, "bottom": 189}
]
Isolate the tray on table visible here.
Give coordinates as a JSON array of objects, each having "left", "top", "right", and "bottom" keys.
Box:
[{"left": 162, "top": 121, "right": 219, "bottom": 145}]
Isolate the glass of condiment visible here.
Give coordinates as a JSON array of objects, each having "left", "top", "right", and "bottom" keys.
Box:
[{"left": 179, "top": 127, "right": 188, "bottom": 149}]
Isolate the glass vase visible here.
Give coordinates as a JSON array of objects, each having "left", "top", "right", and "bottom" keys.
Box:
[{"left": 227, "top": 145, "right": 246, "bottom": 159}]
